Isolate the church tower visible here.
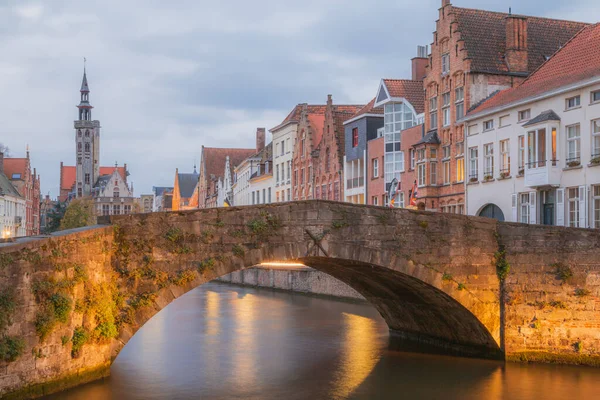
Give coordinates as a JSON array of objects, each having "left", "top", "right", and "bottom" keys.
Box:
[{"left": 74, "top": 63, "right": 101, "bottom": 197}]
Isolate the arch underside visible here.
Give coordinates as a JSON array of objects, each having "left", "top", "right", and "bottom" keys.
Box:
[{"left": 298, "top": 257, "right": 503, "bottom": 360}]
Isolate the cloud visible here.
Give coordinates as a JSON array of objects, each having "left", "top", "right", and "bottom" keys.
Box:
[{"left": 0, "top": 0, "right": 598, "bottom": 197}]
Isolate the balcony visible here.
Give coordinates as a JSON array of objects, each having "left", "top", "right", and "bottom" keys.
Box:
[
  {"left": 74, "top": 120, "right": 100, "bottom": 129},
  {"left": 524, "top": 160, "right": 561, "bottom": 188}
]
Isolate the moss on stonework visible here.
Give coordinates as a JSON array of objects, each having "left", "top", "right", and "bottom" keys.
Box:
[
  {"left": 0, "top": 362, "right": 111, "bottom": 400},
  {"left": 552, "top": 263, "right": 573, "bottom": 283},
  {"left": 130, "top": 292, "right": 158, "bottom": 310},
  {"left": 171, "top": 269, "right": 197, "bottom": 286},
  {"left": 0, "top": 335, "right": 25, "bottom": 362},
  {"left": 0, "top": 253, "right": 15, "bottom": 269},
  {"left": 196, "top": 258, "right": 216, "bottom": 274},
  {"left": 232, "top": 244, "right": 245, "bottom": 258},
  {"left": 507, "top": 351, "right": 600, "bottom": 367},
  {"left": 493, "top": 248, "right": 510, "bottom": 282},
  {"left": 0, "top": 286, "right": 17, "bottom": 331}
]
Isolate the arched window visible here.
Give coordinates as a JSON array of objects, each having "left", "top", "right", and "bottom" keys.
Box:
[
  {"left": 325, "top": 148, "right": 330, "bottom": 172},
  {"left": 78, "top": 142, "right": 82, "bottom": 151},
  {"left": 78, "top": 130, "right": 82, "bottom": 137},
  {"left": 478, "top": 204, "right": 505, "bottom": 221},
  {"left": 85, "top": 130, "right": 90, "bottom": 137},
  {"left": 85, "top": 143, "right": 90, "bottom": 152}
]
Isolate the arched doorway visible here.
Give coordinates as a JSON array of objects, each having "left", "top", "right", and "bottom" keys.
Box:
[{"left": 478, "top": 204, "right": 505, "bottom": 221}]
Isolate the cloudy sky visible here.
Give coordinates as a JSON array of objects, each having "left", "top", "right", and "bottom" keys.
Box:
[{"left": 0, "top": 0, "right": 598, "bottom": 197}]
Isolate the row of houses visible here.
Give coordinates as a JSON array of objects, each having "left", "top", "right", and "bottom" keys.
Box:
[
  {"left": 0, "top": 150, "right": 41, "bottom": 238},
  {"left": 161, "top": 1, "right": 600, "bottom": 230}
]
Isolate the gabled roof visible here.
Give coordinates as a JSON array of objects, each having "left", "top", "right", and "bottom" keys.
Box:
[
  {"left": 202, "top": 147, "right": 256, "bottom": 179},
  {"left": 523, "top": 110, "right": 561, "bottom": 127},
  {"left": 60, "top": 165, "right": 127, "bottom": 192},
  {"left": 344, "top": 97, "right": 384, "bottom": 124},
  {"left": 415, "top": 130, "right": 440, "bottom": 146},
  {"left": 3, "top": 158, "right": 28, "bottom": 180},
  {"left": 468, "top": 23, "right": 600, "bottom": 116},
  {"left": 376, "top": 79, "right": 425, "bottom": 114},
  {"left": 176, "top": 172, "right": 199, "bottom": 199},
  {"left": 0, "top": 172, "right": 21, "bottom": 198},
  {"left": 271, "top": 104, "right": 327, "bottom": 132},
  {"left": 452, "top": 7, "right": 588, "bottom": 75}
]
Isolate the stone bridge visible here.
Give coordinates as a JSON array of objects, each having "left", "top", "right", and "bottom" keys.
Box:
[{"left": 1, "top": 201, "right": 600, "bottom": 398}]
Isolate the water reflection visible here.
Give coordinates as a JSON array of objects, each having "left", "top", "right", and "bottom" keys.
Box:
[{"left": 47, "top": 282, "right": 600, "bottom": 400}]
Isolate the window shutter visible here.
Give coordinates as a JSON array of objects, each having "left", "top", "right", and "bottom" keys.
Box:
[
  {"left": 579, "top": 185, "right": 587, "bottom": 228},
  {"left": 529, "top": 191, "right": 537, "bottom": 224},
  {"left": 511, "top": 193, "right": 518, "bottom": 222},
  {"left": 556, "top": 188, "right": 565, "bottom": 226}
]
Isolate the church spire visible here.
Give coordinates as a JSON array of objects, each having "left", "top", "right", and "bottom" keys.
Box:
[{"left": 77, "top": 58, "right": 93, "bottom": 121}]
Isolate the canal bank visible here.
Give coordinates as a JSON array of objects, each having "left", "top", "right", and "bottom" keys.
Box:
[{"left": 215, "top": 265, "right": 365, "bottom": 301}]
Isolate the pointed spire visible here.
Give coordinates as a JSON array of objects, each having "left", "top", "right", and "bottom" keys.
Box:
[{"left": 81, "top": 57, "right": 89, "bottom": 92}]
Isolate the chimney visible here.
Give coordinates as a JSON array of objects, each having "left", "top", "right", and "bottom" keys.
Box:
[
  {"left": 0, "top": 152, "right": 3, "bottom": 174},
  {"left": 327, "top": 94, "right": 333, "bottom": 107},
  {"left": 256, "top": 128, "right": 266, "bottom": 153},
  {"left": 411, "top": 45, "right": 429, "bottom": 80},
  {"left": 505, "top": 14, "right": 528, "bottom": 73}
]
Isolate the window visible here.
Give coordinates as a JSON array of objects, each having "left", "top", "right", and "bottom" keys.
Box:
[
  {"left": 430, "top": 148, "right": 438, "bottom": 159},
  {"left": 594, "top": 185, "right": 600, "bottom": 229},
  {"left": 372, "top": 196, "right": 379, "bottom": 206},
  {"left": 441, "top": 53, "right": 450, "bottom": 75},
  {"left": 499, "top": 115, "right": 510, "bottom": 127},
  {"left": 467, "top": 124, "right": 478, "bottom": 136},
  {"left": 78, "top": 130, "right": 82, "bottom": 137},
  {"left": 443, "top": 161, "right": 450, "bottom": 184},
  {"left": 300, "top": 168, "right": 304, "bottom": 185},
  {"left": 85, "top": 130, "right": 90, "bottom": 137},
  {"left": 352, "top": 128, "right": 359, "bottom": 147},
  {"left": 418, "top": 163, "right": 426, "bottom": 186},
  {"left": 85, "top": 143, "right": 90, "bottom": 152},
  {"left": 418, "top": 148, "right": 425, "bottom": 161},
  {"left": 429, "top": 97, "right": 438, "bottom": 129},
  {"left": 287, "top": 161, "right": 291, "bottom": 182},
  {"left": 500, "top": 139, "right": 510, "bottom": 176},
  {"left": 257, "top": 190, "right": 260, "bottom": 204},
  {"left": 85, "top": 173, "right": 90, "bottom": 184},
  {"left": 483, "top": 120, "right": 494, "bottom": 131},
  {"left": 483, "top": 143, "right": 494, "bottom": 178},
  {"left": 592, "top": 90, "right": 600, "bottom": 104},
  {"left": 287, "top": 188, "right": 290, "bottom": 201},
  {"left": 384, "top": 102, "right": 415, "bottom": 134},
  {"left": 301, "top": 138, "right": 305, "bottom": 157},
  {"left": 113, "top": 204, "right": 120, "bottom": 215},
  {"left": 469, "top": 147, "right": 478, "bottom": 180},
  {"left": 442, "top": 145, "right": 450, "bottom": 159},
  {"left": 102, "top": 204, "right": 109, "bottom": 216},
  {"left": 456, "top": 158, "right": 464, "bottom": 182},
  {"left": 113, "top": 189, "right": 119, "bottom": 198},
  {"left": 566, "top": 95, "right": 581, "bottom": 110},
  {"left": 518, "top": 135, "right": 525, "bottom": 173},
  {"left": 592, "top": 119, "right": 600, "bottom": 158},
  {"left": 399, "top": 192, "right": 405, "bottom": 208},
  {"left": 520, "top": 193, "right": 530, "bottom": 224},
  {"left": 442, "top": 92, "right": 450, "bottom": 126},
  {"left": 78, "top": 142, "right": 82, "bottom": 151},
  {"left": 455, "top": 87, "right": 464, "bottom": 120},
  {"left": 263, "top": 189, "right": 266, "bottom": 204},
  {"left": 124, "top": 205, "right": 131, "bottom": 215},
  {"left": 518, "top": 109, "right": 531, "bottom": 122},
  {"left": 410, "top": 149, "right": 415, "bottom": 169},
  {"left": 11, "top": 173, "right": 21, "bottom": 179},
  {"left": 430, "top": 161, "right": 438, "bottom": 185},
  {"left": 566, "top": 124, "right": 581, "bottom": 164},
  {"left": 281, "top": 141, "right": 285, "bottom": 156},
  {"left": 568, "top": 188, "right": 580, "bottom": 227},
  {"left": 77, "top": 157, "right": 82, "bottom": 165},
  {"left": 372, "top": 158, "right": 379, "bottom": 178},
  {"left": 384, "top": 151, "right": 404, "bottom": 183},
  {"left": 528, "top": 128, "right": 547, "bottom": 168},
  {"left": 276, "top": 165, "right": 280, "bottom": 183}
]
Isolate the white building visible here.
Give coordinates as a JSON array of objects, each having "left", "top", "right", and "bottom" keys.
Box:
[
  {"left": 463, "top": 23, "right": 600, "bottom": 228},
  {"left": 270, "top": 105, "right": 303, "bottom": 202},
  {"left": 0, "top": 170, "right": 26, "bottom": 238},
  {"left": 233, "top": 143, "right": 273, "bottom": 205}
]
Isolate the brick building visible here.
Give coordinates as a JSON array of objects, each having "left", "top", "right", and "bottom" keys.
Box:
[
  {"left": 3, "top": 149, "right": 41, "bottom": 235},
  {"left": 366, "top": 136, "right": 385, "bottom": 206},
  {"left": 292, "top": 96, "right": 361, "bottom": 201},
  {"left": 418, "top": 0, "right": 587, "bottom": 213}
]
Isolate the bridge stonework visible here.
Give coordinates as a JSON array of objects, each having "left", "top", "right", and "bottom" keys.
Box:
[{"left": 0, "top": 201, "right": 599, "bottom": 398}]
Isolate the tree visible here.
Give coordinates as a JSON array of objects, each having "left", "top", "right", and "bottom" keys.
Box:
[
  {"left": 43, "top": 202, "right": 66, "bottom": 234},
  {"left": 59, "top": 198, "right": 96, "bottom": 230},
  {"left": 0, "top": 143, "right": 10, "bottom": 156}
]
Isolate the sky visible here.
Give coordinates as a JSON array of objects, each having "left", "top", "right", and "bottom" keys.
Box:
[{"left": 0, "top": 0, "right": 598, "bottom": 198}]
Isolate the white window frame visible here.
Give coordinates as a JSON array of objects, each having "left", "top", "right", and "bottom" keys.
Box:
[
  {"left": 410, "top": 149, "right": 415, "bottom": 170},
  {"left": 373, "top": 158, "right": 379, "bottom": 178},
  {"left": 430, "top": 161, "right": 437, "bottom": 186},
  {"left": 441, "top": 53, "right": 450, "bottom": 75},
  {"left": 518, "top": 135, "right": 525, "bottom": 173},
  {"left": 520, "top": 193, "right": 530, "bottom": 224},
  {"left": 456, "top": 157, "right": 464, "bottom": 183},
  {"left": 455, "top": 87, "right": 464, "bottom": 120},
  {"left": 566, "top": 95, "right": 581, "bottom": 110},
  {"left": 467, "top": 124, "right": 478, "bottom": 136},
  {"left": 566, "top": 124, "right": 581, "bottom": 164},
  {"left": 443, "top": 160, "right": 450, "bottom": 184},
  {"left": 528, "top": 128, "right": 548, "bottom": 169},
  {"left": 483, "top": 120, "right": 494, "bottom": 132},
  {"left": 593, "top": 185, "right": 600, "bottom": 229},
  {"left": 418, "top": 163, "right": 426, "bottom": 187},
  {"left": 500, "top": 139, "right": 510, "bottom": 176},
  {"left": 483, "top": 143, "right": 494, "bottom": 178},
  {"left": 468, "top": 147, "right": 478, "bottom": 181},
  {"left": 567, "top": 187, "right": 580, "bottom": 227},
  {"left": 429, "top": 96, "right": 438, "bottom": 129},
  {"left": 592, "top": 90, "right": 600, "bottom": 104},
  {"left": 499, "top": 115, "right": 510, "bottom": 128},
  {"left": 442, "top": 92, "right": 451, "bottom": 127},
  {"left": 518, "top": 109, "right": 531, "bottom": 122},
  {"left": 592, "top": 119, "right": 600, "bottom": 159}
]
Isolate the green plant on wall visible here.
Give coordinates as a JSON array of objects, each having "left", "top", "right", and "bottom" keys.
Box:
[
  {"left": 552, "top": 263, "right": 573, "bottom": 283},
  {"left": 494, "top": 248, "right": 510, "bottom": 281},
  {"left": 0, "top": 336, "right": 25, "bottom": 362},
  {"left": 71, "top": 326, "right": 89, "bottom": 358}
]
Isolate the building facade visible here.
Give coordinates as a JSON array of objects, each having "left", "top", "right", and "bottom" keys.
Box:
[
  {"left": 418, "top": 1, "right": 587, "bottom": 213},
  {"left": 3, "top": 149, "right": 41, "bottom": 235},
  {"left": 343, "top": 99, "right": 384, "bottom": 204},
  {"left": 0, "top": 153, "right": 26, "bottom": 238},
  {"left": 92, "top": 167, "right": 136, "bottom": 216},
  {"left": 152, "top": 186, "right": 173, "bottom": 212},
  {"left": 139, "top": 194, "right": 153, "bottom": 213},
  {"left": 366, "top": 136, "right": 386, "bottom": 206},
  {"left": 464, "top": 23, "right": 600, "bottom": 228},
  {"left": 172, "top": 168, "right": 199, "bottom": 211}
]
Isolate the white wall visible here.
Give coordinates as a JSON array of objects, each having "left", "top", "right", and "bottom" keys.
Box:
[
  {"left": 271, "top": 123, "right": 296, "bottom": 202},
  {"left": 0, "top": 194, "right": 26, "bottom": 238}
]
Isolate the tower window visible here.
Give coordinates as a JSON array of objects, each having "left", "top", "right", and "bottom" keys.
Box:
[
  {"left": 78, "top": 143, "right": 82, "bottom": 151},
  {"left": 85, "top": 173, "right": 90, "bottom": 184},
  {"left": 77, "top": 157, "right": 82, "bottom": 165},
  {"left": 85, "top": 130, "right": 90, "bottom": 137},
  {"left": 78, "top": 130, "right": 82, "bottom": 137},
  {"left": 85, "top": 143, "right": 90, "bottom": 152}
]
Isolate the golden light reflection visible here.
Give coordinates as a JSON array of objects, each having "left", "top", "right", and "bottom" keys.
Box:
[
  {"left": 205, "top": 290, "right": 220, "bottom": 337},
  {"left": 258, "top": 262, "right": 307, "bottom": 268},
  {"left": 230, "top": 292, "right": 257, "bottom": 389},
  {"left": 330, "top": 312, "right": 380, "bottom": 399}
]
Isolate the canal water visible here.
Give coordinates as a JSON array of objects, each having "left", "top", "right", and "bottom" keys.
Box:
[{"left": 48, "top": 282, "right": 600, "bottom": 399}]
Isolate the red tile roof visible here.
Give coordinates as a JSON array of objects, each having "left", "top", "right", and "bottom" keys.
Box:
[
  {"left": 469, "top": 23, "right": 600, "bottom": 115},
  {"left": 272, "top": 104, "right": 327, "bottom": 131},
  {"left": 308, "top": 113, "right": 326, "bottom": 147},
  {"left": 3, "top": 158, "right": 28, "bottom": 180},
  {"left": 60, "top": 165, "right": 127, "bottom": 192},
  {"left": 347, "top": 97, "right": 384, "bottom": 121},
  {"left": 452, "top": 7, "right": 588, "bottom": 75},
  {"left": 202, "top": 147, "right": 256, "bottom": 179},
  {"left": 382, "top": 79, "right": 425, "bottom": 114}
]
